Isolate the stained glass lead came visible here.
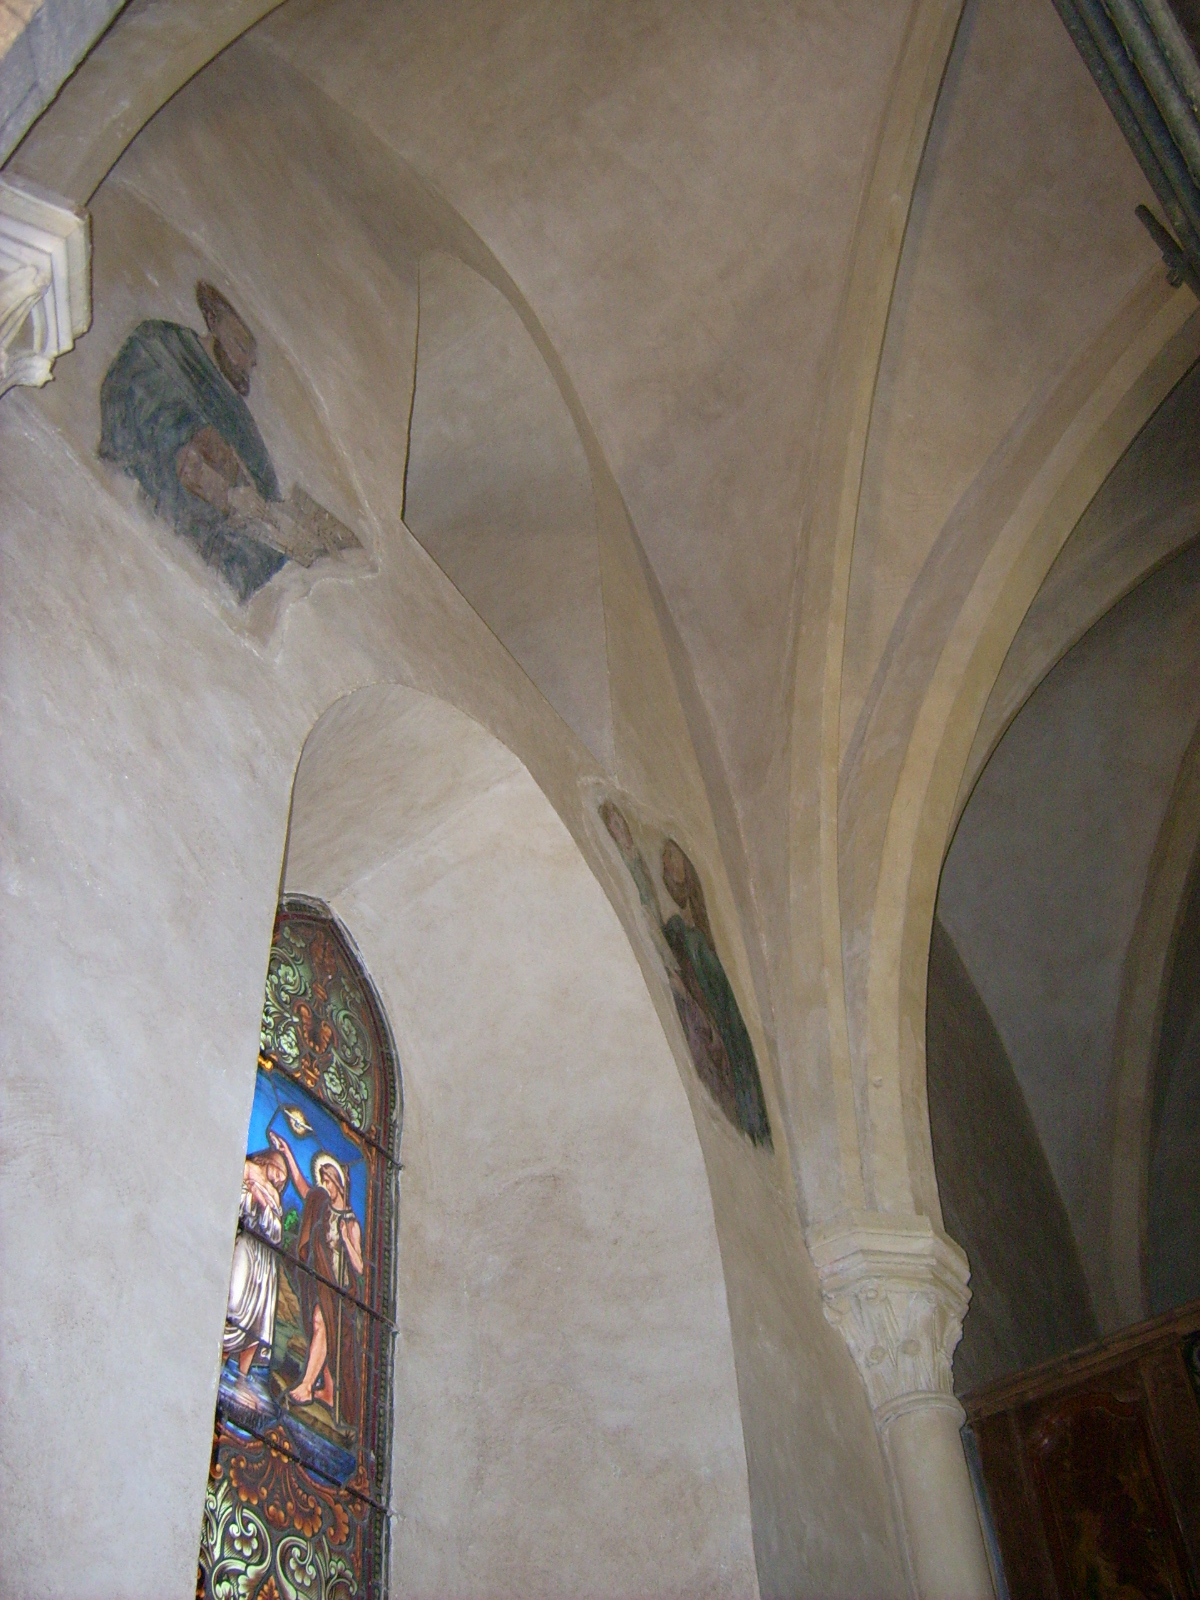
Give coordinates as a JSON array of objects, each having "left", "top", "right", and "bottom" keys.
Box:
[
  {"left": 198, "top": 899, "right": 399, "bottom": 1600},
  {"left": 258, "top": 905, "right": 398, "bottom": 1153}
]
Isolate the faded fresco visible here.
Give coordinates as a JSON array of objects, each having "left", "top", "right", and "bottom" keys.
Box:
[
  {"left": 99, "top": 282, "right": 359, "bottom": 602},
  {"left": 599, "top": 798, "right": 771, "bottom": 1147},
  {"left": 198, "top": 902, "right": 400, "bottom": 1600}
]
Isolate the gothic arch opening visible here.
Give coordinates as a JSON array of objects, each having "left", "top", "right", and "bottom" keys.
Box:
[
  {"left": 277, "top": 682, "right": 759, "bottom": 1598},
  {"left": 929, "top": 530, "right": 1200, "bottom": 1382},
  {"left": 1144, "top": 827, "right": 1200, "bottom": 1317}
]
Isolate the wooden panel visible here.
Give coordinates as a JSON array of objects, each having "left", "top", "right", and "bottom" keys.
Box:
[
  {"left": 1019, "top": 1376, "right": 1193, "bottom": 1600},
  {"left": 965, "top": 1301, "right": 1200, "bottom": 1421},
  {"left": 964, "top": 1302, "right": 1200, "bottom": 1600},
  {"left": 973, "top": 1411, "right": 1059, "bottom": 1600},
  {"left": 1140, "top": 1341, "right": 1200, "bottom": 1585}
]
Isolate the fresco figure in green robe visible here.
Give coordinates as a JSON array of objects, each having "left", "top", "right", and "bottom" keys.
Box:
[
  {"left": 660, "top": 838, "right": 772, "bottom": 1146},
  {"left": 600, "top": 796, "right": 771, "bottom": 1147},
  {"left": 599, "top": 799, "right": 661, "bottom": 921},
  {"left": 99, "top": 281, "right": 287, "bottom": 601}
]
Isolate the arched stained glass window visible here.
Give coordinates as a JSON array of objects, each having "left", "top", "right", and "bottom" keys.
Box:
[{"left": 198, "top": 897, "right": 400, "bottom": 1600}]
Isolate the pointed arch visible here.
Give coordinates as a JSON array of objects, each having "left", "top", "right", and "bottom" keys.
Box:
[{"left": 198, "top": 896, "right": 402, "bottom": 1598}]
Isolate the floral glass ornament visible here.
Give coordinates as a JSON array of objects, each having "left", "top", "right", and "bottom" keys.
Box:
[{"left": 198, "top": 899, "right": 400, "bottom": 1600}]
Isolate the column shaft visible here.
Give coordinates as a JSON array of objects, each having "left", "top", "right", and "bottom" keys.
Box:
[
  {"left": 810, "top": 1213, "right": 994, "bottom": 1599},
  {"left": 882, "top": 1398, "right": 992, "bottom": 1599}
]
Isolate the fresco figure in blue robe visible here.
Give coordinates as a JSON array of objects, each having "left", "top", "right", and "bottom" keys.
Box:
[
  {"left": 99, "top": 281, "right": 288, "bottom": 601},
  {"left": 660, "top": 837, "right": 772, "bottom": 1147}
]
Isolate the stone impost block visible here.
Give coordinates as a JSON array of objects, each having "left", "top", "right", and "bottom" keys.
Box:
[
  {"left": 808, "top": 1210, "right": 972, "bottom": 1428},
  {"left": 0, "top": 171, "right": 89, "bottom": 397}
]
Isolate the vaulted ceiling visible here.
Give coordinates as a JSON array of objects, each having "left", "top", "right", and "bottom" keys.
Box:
[{"left": 5, "top": 0, "right": 1198, "bottom": 1308}]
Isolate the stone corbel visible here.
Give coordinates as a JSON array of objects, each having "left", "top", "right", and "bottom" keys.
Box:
[
  {"left": 0, "top": 174, "right": 90, "bottom": 399},
  {"left": 808, "top": 1211, "right": 971, "bottom": 1427}
]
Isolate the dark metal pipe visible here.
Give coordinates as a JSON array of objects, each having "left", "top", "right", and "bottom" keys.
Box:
[
  {"left": 1138, "top": 0, "right": 1200, "bottom": 117},
  {"left": 1103, "top": 0, "right": 1200, "bottom": 184},
  {"left": 1072, "top": 0, "right": 1200, "bottom": 241},
  {"left": 1052, "top": 0, "right": 1200, "bottom": 275},
  {"left": 1136, "top": 199, "right": 1200, "bottom": 293}
]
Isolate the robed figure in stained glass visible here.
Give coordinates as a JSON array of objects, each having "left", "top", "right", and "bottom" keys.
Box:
[
  {"left": 269, "top": 1135, "right": 363, "bottom": 1420},
  {"left": 223, "top": 1147, "right": 289, "bottom": 1374},
  {"left": 198, "top": 901, "right": 399, "bottom": 1600}
]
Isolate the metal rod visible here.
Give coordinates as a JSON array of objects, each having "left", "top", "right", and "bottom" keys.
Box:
[
  {"left": 1103, "top": 0, "right": 1200, "bottom": 184},
  {"left": 1052, "top": 0, "right": 1200, "bottom": 271},
  {"left": 1073, "top": 0, "right": 1200, "bottom": 241},
  {"left": 1139, "top": 0, "right": 1200, "bottom": 116},
  {"left": 334, "top": 1295, "right": 343, "bottom": 1429},
  {"left": 1136, "top": 199, "right": 1200, "bottom": 292}
]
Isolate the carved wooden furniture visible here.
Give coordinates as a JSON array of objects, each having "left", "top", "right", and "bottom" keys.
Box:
[{"left": 964, "top": 1299, "right": 1200, "bottom": 1599}]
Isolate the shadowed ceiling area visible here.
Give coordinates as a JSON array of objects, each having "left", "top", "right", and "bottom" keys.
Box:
[
  {"left": 941, "top": 536, "right": 1200, "bottom": 1251},
  {"left": 933, "top": 359, "right": 1200, "bottom": 1342},
  {"left": 1148, "top": 841, "right": 1200, "bottom": 1316},
  {"left": 925, "top": 350, "right": 1200, "bottom": 1388},
  {"left": 404, "top": 252, "right": 613, "bottom": 766}
]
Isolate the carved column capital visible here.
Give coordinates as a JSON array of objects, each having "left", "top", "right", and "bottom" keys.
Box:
[
  {"left": 808, "top": 1212, "right": 971, "bottom": 1428},
  {"left": 0, "top": 175, "right": 90, "bottom": 400}
]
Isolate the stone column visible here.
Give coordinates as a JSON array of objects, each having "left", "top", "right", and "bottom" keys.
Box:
[{"left": 809, "top": 1214, "right": 994, "bottom": 1600}]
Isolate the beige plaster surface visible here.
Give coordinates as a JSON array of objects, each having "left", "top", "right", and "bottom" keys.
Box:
[
  {"left": 842, "top": 0, "right": 1158, "bottom": 760},
  {"left": 0, "top": 397, "right": 319, "bottom": 1598},
  {"left": 835, "top": 269, "right": 1200, "bottom": 1226},
  {"left": 780, "top": 0, "right": 1195, "bottom": 1258},
  {"left": 0, "top": 406, "right": 899, "bottom": 1594},
  {"left": 8, "top": 0, "right": 1200, "bottom": 1586},
  {"left": 285, "top": 687, "right": 759, "bottom": 1597},
  {"left": 253, "top": 0, "right": 913, "bottom": 1013},
  {"left": 827, "top": 18, "right": 1200, "bottom": 1231},
  {"left": 0, "top": 20, "right": 907, "bottom": 1594},
  {"left": 785, "top": 0, "right": 970, "bottom": 1233},
  {"left": 405, "top": 251, "right": 613, "bottom": 768},
  {"left": 10, "top": 0, "right": 1192, "bottom": 1246}
]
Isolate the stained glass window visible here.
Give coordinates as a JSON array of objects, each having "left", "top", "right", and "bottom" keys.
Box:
[{"left": 198, "top": 897, "right": 400, "bottom": 1600}]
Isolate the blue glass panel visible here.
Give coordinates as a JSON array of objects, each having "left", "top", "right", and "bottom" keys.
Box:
[{"left": 199, "top": 901, "right": 399, "bottom": 1600}]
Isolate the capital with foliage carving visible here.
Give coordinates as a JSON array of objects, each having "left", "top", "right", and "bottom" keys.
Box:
[{"left": 808, "top": 1212, "right": 971, "bottom": 1428}]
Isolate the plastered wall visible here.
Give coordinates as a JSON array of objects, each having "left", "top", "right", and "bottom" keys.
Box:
[
  {"left": 283, "top": 688, "right": 759, "bottom": 1597},
  {"left": 0, "top": 23, "right": 903, "bottom": 1599},
  {"left": 843, "top": 0, "right": 1156, "bottom": 759}
]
